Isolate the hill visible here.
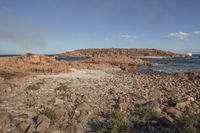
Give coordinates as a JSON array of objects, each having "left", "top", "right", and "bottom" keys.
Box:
[{"left": 60, "top": 48, "right": 186, "bottom": 58}]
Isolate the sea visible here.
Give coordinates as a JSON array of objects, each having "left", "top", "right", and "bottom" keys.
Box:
[
  {"left": 139, "top": 54, "right": 200, "bottom": 73},
  {"left": 0, "top": 54, "right": 200, "bottom": 74}
]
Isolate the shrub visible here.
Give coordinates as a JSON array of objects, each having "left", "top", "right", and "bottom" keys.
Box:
[
  {"left": 168, "top": 96, "right": 182, "bottom": 107},
  {"left": 131, "top": 108, "right": 160, "bottom": 132},
  {"left": 139, "top": 109, "right": 159, "bottom": 124},
  {"left": 99, "top": 111, "right": 127, "bottom": 133},
  {"left": 39, "top": 107, "right": 57, "bottom": 124},
  {"left": 27, "top": 85, "right": 40, "bottom": 91},
  {"left": 55, "top": 84, "right": 68, "bottom": 92},
  {"left": 25, "top": 53, "right": 34, "bottom": 57},
  {"left": 181, "top": 116, "right": 199, "bottom": 133}
]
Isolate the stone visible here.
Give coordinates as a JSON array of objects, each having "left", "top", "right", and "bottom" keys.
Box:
[
  {"left": 0, "top": 112, "right": 12, "bottom": 131},
  {"left": 76, "top": 102, "right": 91, "bottom": 111},
  {"left": 5, "top": 87, "right": 12, "bottom": 93},
  {"left": 165, "top": 107, "right": 183, "bottom": 119},
  {"left": 175, "top": 102, "right": 187, "bottom": 111},
  {"left": 52, "top": 130, "right": 61, "bottom": 133},
  {"left": 142, "top": 101, "right": 161, "bottom": 115},
  {"left": 187, "top": 96, "right": 195, "bottom": 102},
  {"left": 35, "top": 115, "right": 50, "bottom": 131},
  {"left": 158, "top": 116, "right": 174, "bottom": 128},
  {"left": 10, "top": 121, "right": 34, "bottom": 133},
  {"left": 25, "top": 124, "right": 35, "bottom": 133},
  {"left": 54, "top": 98, "right": 65, "bottom": 106}
]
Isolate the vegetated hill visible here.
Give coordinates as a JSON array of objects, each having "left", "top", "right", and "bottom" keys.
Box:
[{"left": 60, "top": 48, "right": 186, "bottom": 58}]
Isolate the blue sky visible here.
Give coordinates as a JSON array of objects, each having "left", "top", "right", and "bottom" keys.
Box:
[{"left": 0, "top": 0, "right": 200, "bottom": 54}]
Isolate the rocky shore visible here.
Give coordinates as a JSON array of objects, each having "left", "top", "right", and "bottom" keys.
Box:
[{"left": 0, "top": 63, "right": 200, "bottom": 132}]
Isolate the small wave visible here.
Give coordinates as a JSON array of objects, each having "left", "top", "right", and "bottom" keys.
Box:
[{"left": 152, "top": 63, "right": 164, "bottom": 66}]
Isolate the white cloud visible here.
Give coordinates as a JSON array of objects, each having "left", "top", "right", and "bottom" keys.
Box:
[
  {"left": 164, "top": 32, "right": 190, "bottom": 41},
  {"left": 193, "top": 31, "right": 200, "bottom": 35},
  {"left": 119, "top": 34, "right": 139, "bottom": 40}
]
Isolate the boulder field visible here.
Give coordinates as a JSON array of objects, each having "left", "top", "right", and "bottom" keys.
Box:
[{"left": 0, "top": 67, "right": 200, "bottom": 132}]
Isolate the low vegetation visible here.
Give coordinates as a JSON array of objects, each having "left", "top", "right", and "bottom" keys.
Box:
[
  {"left": 55, "top": 84, "right": 68, "bottom": 92},
  {"left": 25, "top": 99, "right": 36, "bottom": 107},
  {"left": 181, "top": 115, "right": 199, "bottom": 133},
  {"left": 167, "top": 96, "right": 182, "bottom": 107},
  {"left": 39, "top": 107, "right": 58, "bottom": 124},
  {"left": 27, "top": 84, "right": 40, "bottom": 91},
  {"left": 99, "top": 111, "right": 127, "bottom": 133},
  {"left": 60, "top": 48, "right": 186, "bottom": 58}
]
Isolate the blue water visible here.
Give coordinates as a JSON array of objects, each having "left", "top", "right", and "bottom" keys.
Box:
[
  {"left": 55, "top": 57, "right": 89, "bottom": 61},
  {"left": 140, "top": 54, "right": 200, "bottom": 73},
  {"left": 0, "top": 54, "right": 19, "bottom": 57}
]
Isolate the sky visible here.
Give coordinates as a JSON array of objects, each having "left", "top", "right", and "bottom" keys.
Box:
[{"left": 0, "top": 0, "right": 200, "bottom": 54}]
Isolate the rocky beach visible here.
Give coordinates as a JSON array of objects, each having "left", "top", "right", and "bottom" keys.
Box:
[{"left": 0, "top": 49, "right": 200, "bottom": 133}]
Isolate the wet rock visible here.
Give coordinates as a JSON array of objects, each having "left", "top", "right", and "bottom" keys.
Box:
[{"left": 142, "top": 101, "right": 161, "bottom": 115}]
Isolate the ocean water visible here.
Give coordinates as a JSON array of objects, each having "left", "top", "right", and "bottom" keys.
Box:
[
  {"left": 55, "top": 57, "right": 89, "bottom": 61},
  {"left": 0, "top": 55, "right": 19, "bottom": 57},
  {"left": 140, "top": 54, "right": 200, "bottom": 73}
]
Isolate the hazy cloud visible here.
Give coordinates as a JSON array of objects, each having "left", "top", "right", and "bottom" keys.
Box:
[
  {"left": 193, "top": 31, "right": 200, "bottom": 35},
  {"left": 164, "top": 30, "right": 200, "bottom": 41},
  {"left": 164, "top": 32, "right": 190, "bottom": 41},
  {"left": 0, "top": 31, "right": 46, "bottom": 49},
  {"left": 0, "top": 5, "right": 48, "bottom": 53},
  {"left": 119, "top": 34, "right": 139, "bottom": 40}
]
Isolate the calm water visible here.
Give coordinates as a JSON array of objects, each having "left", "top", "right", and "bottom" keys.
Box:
[
  {"left": 140, "top": 54, "right": 200, "bottom": 73},
  {"left": 55, "top": 57, "right": 89, "bottom": 61}
]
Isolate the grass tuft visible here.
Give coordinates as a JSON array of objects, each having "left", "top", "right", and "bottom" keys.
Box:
[
  {"left": 39, "top": 107, "right": 58, "bottom": 124},
  {"left": 55, "top": 84, "right": 68, "bottom": 92},
  {"left": 99, "top": 111, "right": 127, "bottom": 133},
  {"left": 27, "top": 85, "right": 40, "bottom": 91},
  {"left": 182, "top": 116, "right": 198, "bottom": 133}
]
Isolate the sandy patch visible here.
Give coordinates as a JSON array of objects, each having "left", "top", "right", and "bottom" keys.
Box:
[{"left": 37, "top": 69, "right": 111, "bottom": 79}]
